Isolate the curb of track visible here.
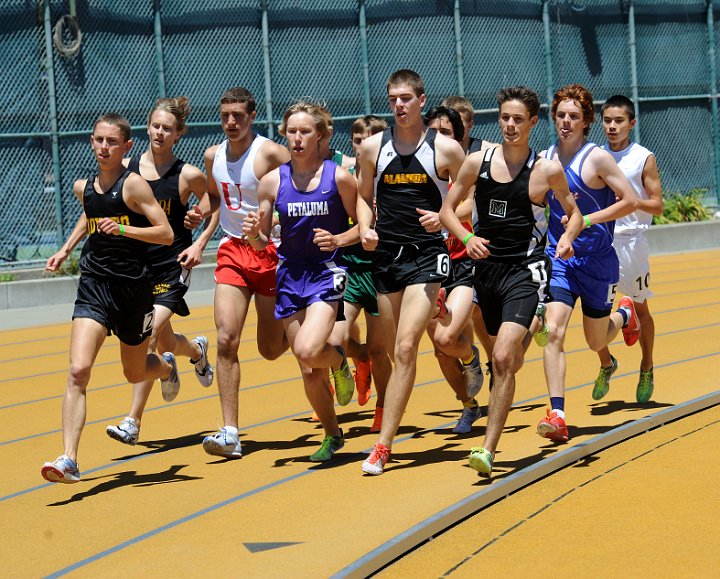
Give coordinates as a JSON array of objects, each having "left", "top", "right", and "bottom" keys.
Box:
[{"left": 334, "top": 390, "right": 720, "bottom": 578}]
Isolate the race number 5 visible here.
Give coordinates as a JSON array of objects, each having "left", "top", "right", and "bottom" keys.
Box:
[{"left": 606, "top": 283, "right": 618, "bottom": 304}]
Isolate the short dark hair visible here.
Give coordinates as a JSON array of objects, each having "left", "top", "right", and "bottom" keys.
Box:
[
  {"left": 93, "top": 112, "right": 132, "bottom": 142},
  {"left": 496, "top": 86, "right": 541, "bottom": 118},
  {"left": 386, "top": 69, "right": 425, "bottom": 97},
  {"left": 219, "top": 87, "right": 256, "bottom": 114},
  {"left": 424, "top": 105, "right": 465, "bottom": 142},
  {"left": 602, "top": 94, "right": 636, "bottom": 121}
]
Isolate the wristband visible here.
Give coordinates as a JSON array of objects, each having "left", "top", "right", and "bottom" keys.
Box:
[
  {"left": 583, "top": 215, "right": 592, "bottom": 229},
  {"left": 273, "top": 211, "right": 279, "bottom": 220},
  {"left": 462, "top": 232, "right": 475, "bottom": 246},
  {"left": 252, "top": 233, "right": 261, "bottom": 241},
  {"left": 118, "top": 224, "right": 125, "bottom": 236}
]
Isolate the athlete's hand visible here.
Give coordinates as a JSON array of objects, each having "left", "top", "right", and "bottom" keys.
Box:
[
  {"left": 242, "top": 211, "right": 261, "bottom": 239},
  {"left": 45, "top": 249, "right": 68, "bottom": 272},
  {"left": 313, "top": 228, "right": 338, "bottom": 252},
  {"left": 184, "top": 205, "right": 203, "bottom": 230},
  {"left": 555, "top": 234, "right": 575, "bottom": 260},
  {"left": 360, "top": 228, "right": 379, "bottom": 252},
  {"left": 178, "top": 243, "right": 203, "bottom": 268},
  {"left": 465, "top": 235, "right": 491, "bottom": 260},
  {"left": 416, "top": 208, "right": 442, "bottom": 233},
  {"left": 560, "top": 215, "right": 569, "bottom": 229},
  {"left": 97, "top": 217, "right": 122, "bottom": 236}
]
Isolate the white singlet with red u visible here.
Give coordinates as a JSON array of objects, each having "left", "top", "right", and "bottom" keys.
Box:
[{"left": 212, "top": 134, "right": 268, "bottom": 239}]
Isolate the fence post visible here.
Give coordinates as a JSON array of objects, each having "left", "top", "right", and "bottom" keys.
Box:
[
  {"left": 261, "top": 0, "right": 275, "bottom": 139},
  {"left": 153, "top": 0, "right": 166, "bottom": 98},
  {"left": 707, "top": 0, "right": 720, "bottom": 204},
  {"left": 358, "top": 0, "right": 372, "bottom": 114},
  {"left": 453, "top": 0, "right": 465, "bottom": 96},
  {"left": 627, "top": 0, "right": 641, "bottom": 143},
  {"left": 542, "top": 0, "right": 555, "bottom": 143},
  {"left": 42, "top": 0, "right": 64, "bottom": 245}
]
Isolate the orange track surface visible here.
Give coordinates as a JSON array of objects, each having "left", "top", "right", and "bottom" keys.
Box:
[{"left": 1, "top": 250, "right": 718, "bottom": 577}]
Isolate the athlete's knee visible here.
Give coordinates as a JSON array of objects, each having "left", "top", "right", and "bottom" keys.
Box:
[
  {"left": 216, "top": 327, "right": 240, "bottom": 356},
  {"left": 67, "top": 364, "right": 91, "bottom": 390},
  {"left": 258, "top": 338, "right": 286, "bottom": 361},
  {"left": 394, "top": 339, "right": 419, "bottom": 366},
  {"left": 123, "top": 365, "right": 147, "bottom": 384}
]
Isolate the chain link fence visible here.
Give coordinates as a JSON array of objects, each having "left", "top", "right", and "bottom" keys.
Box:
[{"left": 1, "top": 0, "right": 719, "bottom": 268}]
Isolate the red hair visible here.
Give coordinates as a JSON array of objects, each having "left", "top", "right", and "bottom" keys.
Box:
[{"left": 551, "top": 84, "right": 595, "bottom": 136}]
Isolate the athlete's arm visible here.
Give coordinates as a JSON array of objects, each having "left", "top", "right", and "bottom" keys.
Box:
[
  {"left": 439, "top": 151, "right": 490, "bottom": 260},
  {"left": 356, "top": 133, "right": 381, "bottom": 251},
  {"left": 255, "top": 140, "right": 291, "bottom": 180},
  {"left": 245, "top": 169, "right": 279, "bottom": 250},
  {"left": 116, "top": 173, "right": 173, "bottom": 245},
  {"left": 313, "top": 166, "right": 360, "bottom": 251},
  {"left": 46, "top": 180, "right": 88, "bottom": 272},
  {"left": 202, "top": 145, "right": 222, "bottom": 216},
  {"left": 178, "top": 164, "right": 213, "bottom": 268},
  {"left": 640, "top": 154, "right": 664, "bottom": 216},
  {"left": 587, "top": 148, "right": 639, "bottom": 224},
  {"left": 539, "top": 158, "right": 581, "bottom": 260}
]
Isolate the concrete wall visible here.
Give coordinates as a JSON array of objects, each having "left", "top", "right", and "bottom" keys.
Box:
[{"left": 1, "top": 221, "right": 718, "bottom": 311}]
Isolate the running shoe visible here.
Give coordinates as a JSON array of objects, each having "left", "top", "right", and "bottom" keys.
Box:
[
  {"left": 636, "top": 368, "right": 654, "bottom": 404},
  {"left": 452, "top": 404, "right": 483, "bottom": 434},
  {"left": 434, "top": 287, "right": 450, "bottom": 319},
  {"left": 370, "top": 406, "right": 384, "bottom": 433},
  {"left": 354, "top": 359, "right": 372, "bottom": 406},
  {"left": 160, "top": 352, "right": 180, "bottom": 402},
  {"left": 619, "top": 296, "right": 640, "bottom": 346},
  {"left": 537, "top": 408, "right": 569, "bottom": 442},
  {"left": 191, "top": 336, "right": 214, "bottom": 387},
  {"left": 309, "top": 430, "right": 345, "bottom": 462},
  {"left": 592, "top": 356, "right": 619, "bottom": 401},
  {"left": 361, "top": 442, "right": 391, "bottom": 475},
  {"left": 202, "top": 427, "right": 243, "bottom": 458},
  {"left": 331, "top": 346, "right": 355, "bottom": 406},
  {"left": 534, "top": 302, "right": 549, "bottom": 347},
  {"left": 462, "top": 345, "right": 484, "bottom": 398},
  {"left": 106, "top": 416, "right": 140, "bottom": 445},
  {"left": 468, "top": 447, "right": 493, "bottom": 475},
  {"left": 41, "top": 455, "right": 80, "bottom": 484}
]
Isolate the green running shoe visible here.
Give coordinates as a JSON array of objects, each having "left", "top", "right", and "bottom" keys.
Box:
[
  {"left": 534, "top": 303, "right": 549, "bottom": 347},
  {"left": 592, "top": 355, "right": 618, "bottom": 400},
  {"left": 331, "top": 346, "right": 355, "bottom": 406},
  {"left": 469, "top": 447, "right": 494, "bottom": 475},
  {"left": 636, "top": 368, "right": 654, "bottom": 403},
  {"left": 309, "top": 430, "right": 345, "bottom": 462}
]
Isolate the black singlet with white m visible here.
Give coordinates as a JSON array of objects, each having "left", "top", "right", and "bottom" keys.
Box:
[
  {"left": 473, "top": 147, "right": 548, "bottom": 262},
  {"left": 80, "top": 170, "right": 151, "bottom": 282},
  {"left": 374, "top": 127, "right": 449, "bottom": 244}
]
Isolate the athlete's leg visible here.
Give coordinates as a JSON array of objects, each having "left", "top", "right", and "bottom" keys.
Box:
[
  {"left": 365, "top": 311, "right": 391, "bottom": 406},
  {"left": 61, "top": 318, "right": 108, "bottom": 461},
  {"left": 635, "top": 300, "right": 654, "bottom": 371},
  {"left": 255, "top": 292, "right": 288, "bottom": 360},
  {"left": 542, "top": 301, "right": 574, "bottom": 399},
  {"left": 472, "top": 305, "right": 495, "bottom": 361},
  {"left": 214, "top": 283, "right": 251, "bottom": 429},
  {"left": 431, "top": 285, "right": 475, "bottom": 359},
  {"left": 376, "top": 283, "right": 439, "bottom": 449},
  {"left": 582, "top": 310, "right": 624, "bottom": 352},
  {"left": 482, "top": 321, "right": 527, "bottom": 454}
]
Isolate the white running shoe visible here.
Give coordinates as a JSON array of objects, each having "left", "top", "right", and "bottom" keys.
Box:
[
  {"left": 203, "top": 428, "right": 243, "bottom": 458},
  {"left": 191, "top": 336, "right": 214, "bottom": 387},
  {"left": 41, "top": 455, "right": 80, "bottom": 483},
  {"left": 106, "top": 417, "right": 140, "bottom": 445},
  {"left": 160, "top": 352, "right": 180, "bottom": 402}
]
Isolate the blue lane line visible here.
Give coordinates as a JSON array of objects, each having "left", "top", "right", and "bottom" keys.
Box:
[{"left": 40, "top": 350, "right": 720, "bottom": 577}]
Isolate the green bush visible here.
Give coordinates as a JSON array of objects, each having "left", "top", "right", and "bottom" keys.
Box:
[
  {"left": 653, "top": 188, "right": 711, "bottom": 224},
  {"left": 0, "top": 273, "right": 15, "bottom": 282}
]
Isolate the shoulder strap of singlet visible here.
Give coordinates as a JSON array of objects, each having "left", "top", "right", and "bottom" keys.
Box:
[
  {"left": 478, "top": 145, "right": 495, "bottom": 177},
  {"left": 127, "top": 157, "right": 140, "bottom": 173},
  {"left": 468, "top": 138, "right": 484, "bottom": 154},
  {"left": 545, "top": 144, "right": 556, "bottom": 160}
]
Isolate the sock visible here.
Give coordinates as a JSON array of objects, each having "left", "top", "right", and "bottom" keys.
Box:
[
  {"left": 617, "top": 306, "right": 630, "bottom": 327},
  {"left": 463, "top": 398, "right": 479, "bottom": 408},
  {"left": 550, "top": 397, "right": 565, "bottom": 414},
  {"left": 224, "top": 425, "right": 239, "bottom": 437},
  {"left": 461, "top": 349, "right": 476, "bottom": 366}
]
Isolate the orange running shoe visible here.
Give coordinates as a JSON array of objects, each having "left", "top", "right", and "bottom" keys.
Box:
[
  {"left": 536, "top": 408, "right": 569, "bottom": 442},
  {"left": 370, "top": 406, "right": 384, "bottom": 433},
  {"left": 354, "top": 359, "right": 372, "bottom": 406},
  {"left": 619, "top": 296, "right": 640, "bottom": 346},
  {"left": 434, "top": 287, "right": 450, "bottom": 319}
]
